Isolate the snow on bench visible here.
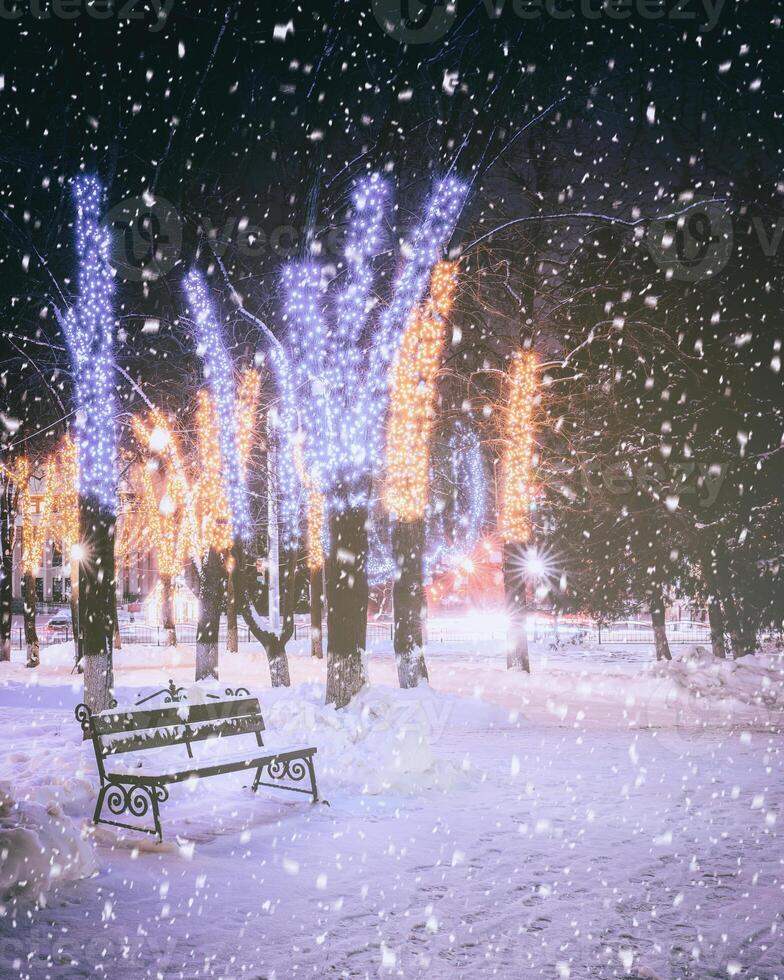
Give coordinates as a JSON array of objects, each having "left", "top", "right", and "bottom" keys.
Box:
[{"left": 75, "top": 689, "right": 319, "bottom": 841}]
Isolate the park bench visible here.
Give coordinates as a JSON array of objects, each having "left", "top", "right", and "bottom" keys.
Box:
[{"left": 75, "top": 686, "right": 319, "bottom": 841}]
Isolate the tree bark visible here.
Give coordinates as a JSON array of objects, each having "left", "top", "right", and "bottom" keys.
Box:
[
  {"left": 707, "top": 595, "right": 727, "bottom": 658},
  {"left": 112, "top": 591, "right": 122, "bottom": 650},
  {"left": 392, "top": 518, "right": 429, "bottom": 688},
  {"left": 22, "top": 570, "right": 40, "bottom": 668},
  {"left": 196, "top": 548, "right": 223, "bottom": 681},
  {"left": 225, "top": 561, "right": 239, "bottom": 653},
  {"left": 310, "top": 566, "right": 324, "bottom": 659},
  {"left": 233, "top": 543, "right": 292, "bottom": 686},
  {"left": 721, "top": 590, "right": 752, "bottom": 658},
  {"left": 79, "top": 499, "right": 115, "bottom": 714},
  {"left": 650, "top": 593, "right": 672, "bottom": 662},
  {"left": 699, "top": 549, "right": 727, "bottom": 658},
  {"left": 504, "top": 542, "right": 530, "bottom": 672},
  {"left": 0, "top": 479, "right": 15, "bottom": 663},
  {"left": 69, "top": 555, "right": 82, "bottom": 669},
  {"left": 325, "top": 506, "right": 368, "bottom": 708},
  {"left": 160, "top": 573, "right": 177, "bottom": 646}
]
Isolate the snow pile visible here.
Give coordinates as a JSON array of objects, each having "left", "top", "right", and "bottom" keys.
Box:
[
  {"left": 261, "top": 683, "right": 468, "bottom": 795},
  {"left": 0, "top": 781, "right": 96, "bottom": 906},
  {"left": 626, "top": 645, "right": 784, "bottom": 744},
  {"left": 646, "top": 645, "right": 784, "bottom": 712}
]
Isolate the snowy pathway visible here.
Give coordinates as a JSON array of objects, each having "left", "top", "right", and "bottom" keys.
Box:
[{"left": 1, "top": 644, "right": 782, "bottom": 979}]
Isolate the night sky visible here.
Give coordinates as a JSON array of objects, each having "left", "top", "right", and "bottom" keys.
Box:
[{"left": 0, "top": 0, "right": 780, "bottom": 434}]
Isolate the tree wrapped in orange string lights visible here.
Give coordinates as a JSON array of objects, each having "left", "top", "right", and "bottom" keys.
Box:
[
  {"left": 499, "top": 350, "right": 539, "bottom": 672},
  {"left": 132, "top": 411, "right": 200, "bottom": 647},
  {"left": 137, "top": 460, "right": 187, "bottom": 646},
  {"left": 14, "top": 455, "right": 52, "bottom": 667},
  {"left": 43, "top": 434, "right": 82, "bottom": 663},
  {"left": 384, "top": 260, "right": 458, "bottom": 687}
]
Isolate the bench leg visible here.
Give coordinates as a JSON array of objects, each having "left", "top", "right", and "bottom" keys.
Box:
[
  {"left": 251, "top": 766, "right": 263, "bottom": 793},
  {"left": 305, "top": 756, "right": 319, "bottom": 804},
  {"left": 94, "top": 783, "right": 167, "bottom": 840},
  {"left": 93, "top": 784, "right": 108, "bottom": 825}
]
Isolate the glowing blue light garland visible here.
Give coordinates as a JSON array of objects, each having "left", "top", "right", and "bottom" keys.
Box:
[
  {"left": 60, "top": 175, "right": 117, "bottom": 512},
  {"left": 183, "top": 269, "right": 252, "bottom": 541},
  {"left": 425, "top": 422, "right": 487, "bottom": 574},
  {"left": 269, "top": 345, "right": 302, "bottom": 550},
  {"left": 276, "top": 173, "right": 467, "bottom": 510}
]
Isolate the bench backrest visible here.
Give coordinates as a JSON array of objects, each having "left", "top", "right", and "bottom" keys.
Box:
[{"left": 76, "top": 698, "right": 265, "bottom": 769}]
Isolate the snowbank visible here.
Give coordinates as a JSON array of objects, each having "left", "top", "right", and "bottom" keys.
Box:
[
  {"left": 123, "top": 679, "right": 508, "bottom": 796},
  {"left": 0, "top": 782, "right": 96, "bottom": 906},
  {"left": 646, "top": 645, "right": 784, "bottom": 710},
  {"left": 260, "top": 682, "right": 510, "bottom": 795}
]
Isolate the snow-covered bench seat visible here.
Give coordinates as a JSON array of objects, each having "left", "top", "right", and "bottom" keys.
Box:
[{"left": 75, "top": 696, "right": 319, "bottom": 841}]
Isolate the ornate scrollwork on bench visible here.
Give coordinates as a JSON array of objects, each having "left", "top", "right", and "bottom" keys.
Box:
[{"left": 265, "top": 757, "right": 309, "bottom": 783}]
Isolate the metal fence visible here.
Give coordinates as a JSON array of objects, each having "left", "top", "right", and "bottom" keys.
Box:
[{"left": 8, "top": 616, "right": 713, "bottom": 650}]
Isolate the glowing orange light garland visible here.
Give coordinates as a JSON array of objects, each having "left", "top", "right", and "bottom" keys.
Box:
[
  {"left": 14, "top": 456, "right": 48, "bottom": 575},
  {"left": 384, "top": 261, "right": 458, "bottom": 522},
  {"left": 55, "top": 434, "right": 80, "bottom": 551},
  {"left": 195, "top": 368, "right": 260, "bottom": 553},
  {"left": 133, "top": 411, "right": 200, "bottom": 563},
  {"left": 499, "top": 350, "right": 539, "bottom": 544},
  {"left": 293, "top": 433, "right": 324, "bottom": 572},
  {"left": 235, "top": 368, "right": 261, "bottom": 477},
  {"left": 137, "top": 462, "right": 186, "bottom": 578}
]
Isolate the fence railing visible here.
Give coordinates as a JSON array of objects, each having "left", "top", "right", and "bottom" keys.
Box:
[{"left": 7, "top": 616, "right": 714, "bottom": 651}]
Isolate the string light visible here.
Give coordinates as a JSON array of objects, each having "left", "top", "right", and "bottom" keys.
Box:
[
  {"left": 293, "top": 434, "right": 324, "bottom": 570},
  {"left": 194, "top": 390, "right": 233, "bottom": 555},
  {"left": 183, "top": 269, "right": 252, "bottom": 541},
  {"left": 235, "top": 368, "right": 261, "bottom": 477},
  {"left": 499, "top": 351, "right": 539, "bottom": 544},
  {"left": 385, "top": 261, "right": 458, "bottom": 522},
  {"left": 14, "top": 457, "right": 47, "bottom": 575},
  {"left": 306, "top": 489, "right": 324, "bottom": 572},
  {"left": 425, "top": 422, "right": 487, "bottom": 574},
  {"left": 136, "top": 463, "right": 187, "bottom": 580},
  {"left": 277, "top": 173, "right": 467, "bottom": 510},
  {"left": 60, "top": 176, "right": 117, "bottom": 512},
  {"left": 133, "top": 411, "right": 200, "bottom": 563}
]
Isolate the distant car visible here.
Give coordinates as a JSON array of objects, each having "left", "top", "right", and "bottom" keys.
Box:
[{"left": 45, "top": 616, "right": 71, "bottom": 636}]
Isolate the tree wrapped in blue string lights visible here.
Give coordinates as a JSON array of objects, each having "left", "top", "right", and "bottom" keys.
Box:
[
  {"left": 58, "top": 175, "right": 118, "bottom": 712},
  {"left": 275, "top": 172, "right": 467, "bottom": 707},
  {"left": 183, "top": 269, "right": 294, "bottom": 687}
]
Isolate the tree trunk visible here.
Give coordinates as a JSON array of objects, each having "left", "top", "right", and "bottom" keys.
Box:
[
  {"left": 504, "top": 542, "right": 530, "bottom": 672},
  {"left": 233, "top": 542, "right": 292, "bottom": 687},
  {"left": 707, "top": 595, "right": 727, "bottom": 658},
  {"left": 112, "top": 591, "right": 122, "bottom": 650},
  {"left": 79, "top": 499, "right": 115, "bottom": 714},
  {"left": 69, "top": 555, "right": 82, "bottom": 669},
  {"left": 266, "top": 633, "right": 291, "bottom": 687},
  {"left": 650, "top": 593, "right": 672, "bottom": 662},
  {"left": 196, "top": 548, "right": 223, "bottom": 681},
  {"left": 22, "top": 570, "right": 40, "bottom": 668},
  {"left": 310, "top": 566, "right": 323, "bottom": 659},
  {"left": 0, "top": 481, "right": 14, "bottom": 662},
  {"left": 325, "top": 506, "right": 368, "bottom": 708},
  {"left": 699, "top": 549, "right": 727, "bottom": 658},
  {"left": 225, "top": 562, "right": 238, "bottom": 653},
  {"left": 721, "top": 591, "right": 748, "bottom": 658},
  {"left": 160, "top": 573, "right": 177, "bottom": 646},
  {"left": 392, "top": 518, "right": 429, "bottom": 688}
]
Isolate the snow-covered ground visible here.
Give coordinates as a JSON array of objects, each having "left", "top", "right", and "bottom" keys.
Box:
[{"left": 1, "top": 633, "right": 783, "bottom": 979}]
